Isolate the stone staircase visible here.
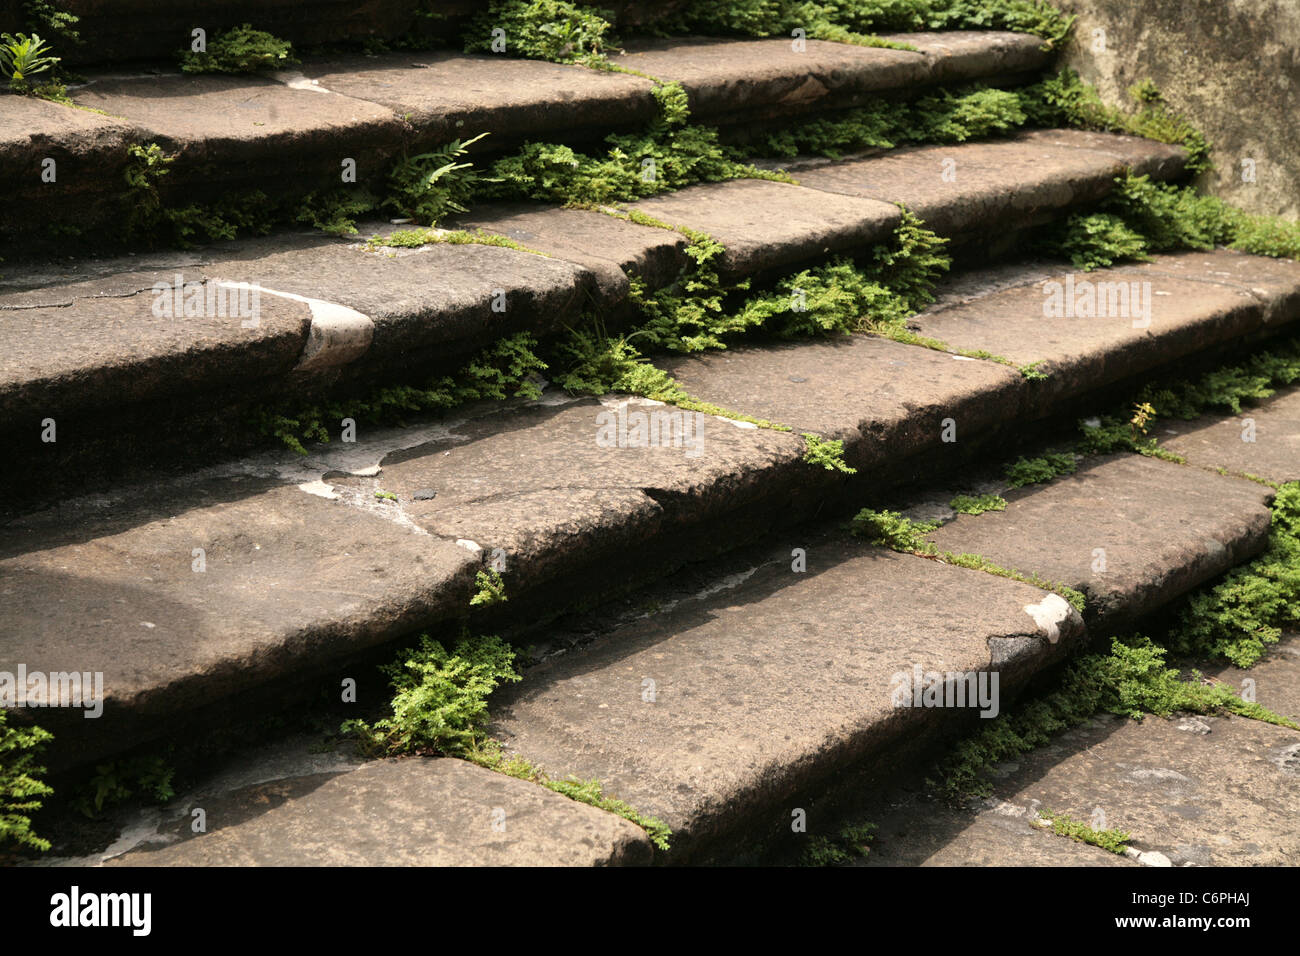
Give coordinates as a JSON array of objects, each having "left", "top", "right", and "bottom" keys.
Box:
[{"left": 2, "top": 10, "right": 1298, "bottom": 866}]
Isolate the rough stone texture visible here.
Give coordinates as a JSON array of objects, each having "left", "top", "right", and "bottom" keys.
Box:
[
  {"left": 203, "top": 229, "right": 595, "bottom": 362},
  {"left": 69, "top": 73, "right": 407, "bottom": 195},
  {"left": 1161, "top": 386, "right": 1300, "bottom": 484},
  {"left": 1058, "top": 0, "right": 1300, "bottom": 218},
  {"left": 610, "top": 32, "right": 1048, "bottom": 123},
  {"left": 866, "top": 637, "right": 1300, "bottom": 867},
  {"left": 788, "top": 130, "right": 1187, "bottom": 241},
  {"left": 0, "top": 96, "right": 140, "bottom": 240},
  {"left": 659, "top": 335, "right": 1025, "bottom": 471},
  {"left": 446, "top": 204, "right": 689, "bottom": 308},
  {"left": 106, "top": 757, "right": 653, "bottom": 866},
  {"left": 325, "top": 395, "right": 804, "bottom": 595},
  {"left": 0, "top": 274, "right": 311, "bottom": 421},
  {"left": 0, "top": 478, "right": 476, "bottom": 760},
  {"left": 629, "top": 179, "right": 901, "bottom": 278},
  {"left": 305, "top": 52, "right": 657, "bottom": 148},
  {"left": 927, "top": 454, "right": 1274, "bottom": 625},
  {"left": 491, "top": 541, "right": 1085, "bottom": 861},
  {"left": 909, "top": 250, "right": 1295, "bottom": 417}
]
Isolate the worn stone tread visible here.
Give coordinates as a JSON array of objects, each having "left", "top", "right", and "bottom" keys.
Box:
[
  {"left": 1160, "top": 385, "right": 1300, "bottom": 484},
  {"left": 491, "top": 539, "right": 1086, "bottom": 861},
  {"left": 926, "top": 453, "right": 1274, "bottom": 625},
  {"left": 106, "top": 757, "right": 654, "bottom": 867},
  {"left": 867, "top": 636, "right": 1300, "bottom": 866}
]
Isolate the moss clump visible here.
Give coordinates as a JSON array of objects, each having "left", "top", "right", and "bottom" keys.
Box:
[
  {"left": 1167, "top": 483, "right": 1300, "bottom": 667},
  {"left": 470, "top": 569, "right": 508, "bottom": 607},
  {"left": 950, "top": 493, "right": 1006, "bottom": 515},
  {"left": 0, "top": 712, "right": 53, "bottom": 852},
  {"left": 850, "top": 509, "right": 940, "bottom": 551},
  {"left": 1037, "top": 810, "right": 1130, "bottom": 854},
  {"left": 341, "top": 632, "right": 522, "bottom": 757},
  {"left": 801, "top": 822, "right": 877, "bottom": 866},
  {"left": 1004, "top": 452, "right": 1077, "bottom": 487},
  {"left": 465, "top": 0, "right": 614, "bottom": 64},
  {"left": 180, "top": 24, "right": 298, "bottom": 74},
  {"left": 70, "top": 756, "right": 175, "bottom": 819},
  {"left": 802, "top": 433, "right": 857, "bottom": 473}
]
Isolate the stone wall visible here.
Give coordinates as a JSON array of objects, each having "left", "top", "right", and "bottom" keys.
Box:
[{"left": 1058, "top": 0, "right": 1300, "bottom": 218}]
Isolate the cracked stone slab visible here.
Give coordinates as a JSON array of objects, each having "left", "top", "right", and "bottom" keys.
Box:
[
  {"left": 323, "top": 396, "right": 804, "bottom": 594},
  {"left": 1160, "top": 385, "right": 1300, "bottom": 484},
  {"left": 908, "top": 250, "right": 1295, "bottom": 417},
  {"left": 202, "top": 229, "right": 595, "bottom": 362},
  {"left": 659, "top": 334, "right": 1025, "bottom": 471},
  {"left": 628, "top": 179, "right": 901, "bottom": 278},
  {"left": 787, "top": 129, "right": 1187, "bottom": 241},
  {"left": 106, "top": 757, "right": 653, "bottom": 866},
  {"left": 0, "top": 274, "right": 312, "bottom": 422},
  {"left": 0, "top": 477, "right": 476, "bottom": 766},
  {"left": 927, "top": 453, "right": 1274, "bottom": 625},
  {"left": 490, "top": 540, "right": 1085, "bottom": 861},
  {"left": 609, "top": 32, "right": 1048, "bottom": 123}
]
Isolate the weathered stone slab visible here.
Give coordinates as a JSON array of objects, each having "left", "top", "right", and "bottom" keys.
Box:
[
  {"left": 324, "top": 395, "right": 803, "bottom": 594},
  {"left": 446, "top": 204, "right": 689, "bottom": 307},
  {"left": 788, "top": 130, "right": 1187, "bottom": 239},
  {"left": 927, "top": 453, "right": 1274, "bottom": 624},
  {"left": 909, "top": 252, "right": 1282, "bottom": 416},
  {"left": 659, "top": 334, "right": 1025, "bottom": 471},
  {"left": 204, "top": 229, "right": 595, "bottom": 361},
  {"left": 305, "top": 51, "right": 657, "bottom": 147},
  {"left": 0, "top": 96, "right": 140, "bottom": 240},
  {"left": 611, "top": 33, "right": 1047, "bottom": 123},
  {"left": 0, "top": 273, "right": 311, "bottom": 421},
  {"left": 1160, "top": 386, "right": 1300, "bottom": 484},
  {"left": 491, "top": 540, "right": 1085, "bottom": 860},
  {"left": 628, "top": 179, "right": 901, "bottom": 277},
  {"left": 107, "top": 757, "right": 653, "bottom": 866},
  {"left": 68, "top": 72, "right": 407, "bottom": 198},
  {"left": 0, "top": 478, "right": 476, "bottom": 761}
]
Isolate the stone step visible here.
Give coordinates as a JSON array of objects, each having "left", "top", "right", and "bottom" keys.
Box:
[
  {"left": 3, "top": 249, "right": 1295, "bottom": 779},
  {"left": 0, "top": 130, "right": 1189, "bottom": 508},
  {"left": 485, "top": 454, "right": 1277, "bottom": 862},
  {"left": 863, "top": 633, "right": 1300, "bottom": 867},
  {"left": 1, "top": 30, "right": 1048, "bottom": 249},
  {"left": 59, "top": 738, "right": 650, "bottom": 866}
]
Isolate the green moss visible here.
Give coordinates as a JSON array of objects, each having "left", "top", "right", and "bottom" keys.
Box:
[
  {"left": 341, "top": 631, "right": 522, "bottom": 757},
  {"left": 950, "top": 493, "right": 1006, "bottom": 515},
  {"left": 1167, "top": 483, "right": 1300, "bottom": 667},
  {"left": 802, "top": 433, "right": 857, "bottom": 473},
  {"left": 465, "top": 0, "right": 614, "bottom": 64},
  {"left": 180, "top": 24, "right": 298, "bottom": 74},
  {"left": 801, "top": 822, "right": 877, "bottom": 866},
  {"left": 851, "top": 509, "right": 940, "bottom": 551},
  {"left": 470, "top": 568, "right": 509, "bottom": 607},
  {"left": 937, "top": 550, "right": 1086, "bottom": 613},
  {"left": 366, "top": 227, "right": 547, "bottom": 255},
  {"left": 1037, "top": 810, "right": 1130, "bottom": 854},
  {"left": 70, "top": 756, "right": 175, "bottom": 819},
  {"left": 1004, "top": 452, "right": 1077, "bottom": 488},
  {"left": 256, "top": 332, "right": 547, "bottom": 454},
  {"left": 0, "top": 711, "right": 53, "bottom": 852},
  {"left": 1017, "top": 70, "right": 1210, "bottom": 173}
]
